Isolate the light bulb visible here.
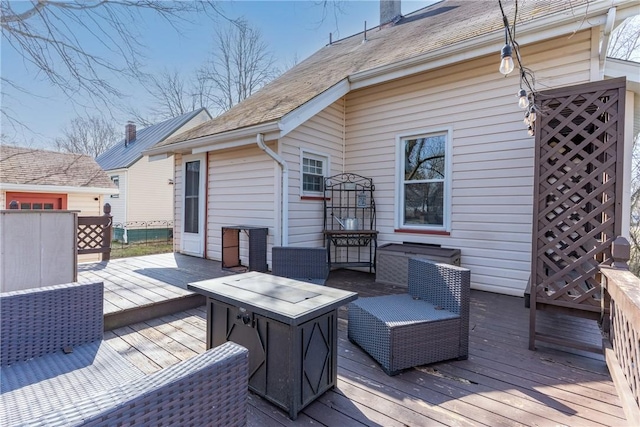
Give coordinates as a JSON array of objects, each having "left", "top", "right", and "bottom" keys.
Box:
[
  {"left": 527, "top": 126, "right": 535, "bottom": 137},
  {"left": 499, "top": 44, "right": 514, "bottom": 75},
  {"left": 523, "top": 112, "right": 530, "bottom": 125},
  {"left": 528, "top": 110, "right": 536, "bottom": 123},
  {"left": 518, "top": 89, "right": 529, "bottom": 109}
]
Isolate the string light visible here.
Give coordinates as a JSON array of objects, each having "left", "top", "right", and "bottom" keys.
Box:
[{"left": 498, "top": 0, "right": 538, "bottom": 136}]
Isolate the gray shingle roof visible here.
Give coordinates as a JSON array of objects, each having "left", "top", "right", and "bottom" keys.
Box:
[
  {"left": 97, "top": 108, "right": 206, "bottom": 170},
  {"left": 156, "top": 0, "right": 590, "bottom": 149},
  {"left": 0, "top": 145, "right": 116, "bottom": 189}
]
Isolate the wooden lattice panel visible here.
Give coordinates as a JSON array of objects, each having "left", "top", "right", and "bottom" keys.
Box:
[
  {"left": 77, "top": 216, "right": 111, "bottom": 255},
  {"left": 532, "top": 79, "right": 625, "bottom": 314}
]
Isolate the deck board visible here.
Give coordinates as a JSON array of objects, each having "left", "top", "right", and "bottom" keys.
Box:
[{"left": 89, "top": 253, "right": 626, "bottom": 426}]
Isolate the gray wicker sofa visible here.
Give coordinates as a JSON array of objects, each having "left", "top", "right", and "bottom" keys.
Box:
[
  {"left": 0, "top": 281, "right": 249, "bottom": 427},
  {"left": 348, "top": 258, "right": 470, "bottom": 375}
]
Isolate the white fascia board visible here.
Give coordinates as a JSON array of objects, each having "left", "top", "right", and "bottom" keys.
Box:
[
  {"left": 0, "top": 183, "right": 119, "bottom": 195},
  {"left": 143, "top": 121, "right": 280, "bottom": 157},
  {"left": 349, "top": 2, "right": 632, "bottom": 90},
  {"left": 148, "top": 153, "right": 170, "bottom": 162},
  {"left": 605, "top": 58, "right": 640, "bottom": 94},
  {"left": 279, "top": 79, "right": 350, "bottom": 137}
]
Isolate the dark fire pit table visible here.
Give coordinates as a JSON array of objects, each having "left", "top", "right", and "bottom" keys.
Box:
[{"left": 188, "top": 271, "right": 358, "bottom": 420}]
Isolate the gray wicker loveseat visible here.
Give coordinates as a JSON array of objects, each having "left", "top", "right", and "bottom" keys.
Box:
[
  {"left": 0, "top": 281, "right": 249, "bottom": 427},
  {"left": 348, "top": 258, "right": 470, "bottom": 375}
]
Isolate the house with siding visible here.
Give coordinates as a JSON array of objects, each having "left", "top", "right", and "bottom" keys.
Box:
[
  {"left": 144, "top": 0, "right": 640, "bottom": 297},
  {"left": 96, "top": 108, "right": 211, "bottom": 241},
  {"left": 0, "top": 145, "right": 117, "bottom": 212}
]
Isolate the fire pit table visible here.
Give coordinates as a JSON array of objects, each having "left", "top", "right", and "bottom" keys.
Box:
[{"left": 188, "top": 271, "right": 357, "bottom": 420}]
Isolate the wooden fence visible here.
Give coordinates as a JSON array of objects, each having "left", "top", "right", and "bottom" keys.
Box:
[{"left": 77, "top": 203, "right": 112, "bottom": 261}]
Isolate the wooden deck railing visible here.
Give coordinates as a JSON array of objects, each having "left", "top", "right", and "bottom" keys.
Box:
[
  {"left": 77, "top": 203, "right": 112, "bottom": 261},
  {"left": 601, "top": 236, "right": 640, "bottom": 425}
]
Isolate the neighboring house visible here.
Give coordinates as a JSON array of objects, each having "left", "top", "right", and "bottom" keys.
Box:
[
  {"left": 0, "top": 145, "right": 117, "bottom": 212},
  {"left": 144, "top": 0, "right": 640, "bottom": 297},
  {"left": 0, "top": 145, "right": 118, "bottom": 263},
  {"left": 96, "top": 108, "right": 211, "bottom": 242}
]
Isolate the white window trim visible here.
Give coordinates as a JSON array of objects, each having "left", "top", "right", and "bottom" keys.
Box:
[
  {"left": 180, "top": 153, "right": 206, "bottom": 245},
  {"left": 395, "top": 127, "right": 453, "bottom": 232},
  {"left": 299, "top": 148, "right": 330, "bottom": 197},
  {"left": 110, "top": 175, "right": 119, "bottom": 198}
]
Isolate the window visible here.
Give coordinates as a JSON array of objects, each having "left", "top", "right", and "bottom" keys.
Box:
[
  {"left": 301, "top": 151, "right": 328, "bottom": 195},
  {"left": 110, "top": 175, "right": 119, "bottom": 198},
  {"left": 398, "top": 131, "right": 450, "bottom": 230}
]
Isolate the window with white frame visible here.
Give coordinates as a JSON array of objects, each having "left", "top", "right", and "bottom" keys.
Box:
[
  {"left": 110, "top": 175, "right": 119, "bottom": 198},
  {"left": 301, "top": 151, "right": 328, "bottom": 195},
  {"left": 399, "top": 131, "right": 449, "bottom": 229}
]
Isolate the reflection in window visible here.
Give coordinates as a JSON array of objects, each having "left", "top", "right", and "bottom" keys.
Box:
[
  {"left": 33, "top": 203, "right": 42, "bottom": 209},
  {"left": 44, "top": 203, "right": 54, "bottom": 210},
  {"left": 20, "top": 203, "right": 31, "bottom": 210},
  {"left": 401, "top": 133, "right": 447, "bottom": 227}
]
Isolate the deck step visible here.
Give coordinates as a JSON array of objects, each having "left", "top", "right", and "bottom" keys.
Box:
[{"left": 104, "top": 293, "right": 205, "bottom": 331}]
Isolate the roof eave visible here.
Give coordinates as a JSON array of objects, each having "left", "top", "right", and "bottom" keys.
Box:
[
  {"left": 350, "top": 0, "right": 635, "bottom": 89},
  {"left": 143, "top": 121, "right": 281, "bottom": 157}
]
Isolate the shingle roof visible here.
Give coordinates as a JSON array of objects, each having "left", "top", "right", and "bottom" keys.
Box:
[
  {"left": 157, "top": 0, "right": 589, "bottom": 148},
  {"left": 0, "top": 145, "right": 116, "bottom": 189},
  {"left": 97, "top": 108, "right": 207, "bottom": 170}
]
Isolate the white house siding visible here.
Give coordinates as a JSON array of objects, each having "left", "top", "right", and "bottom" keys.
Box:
[
  {"left": 282, "top": 98, "right": 346, "bottom": 248},
  {"left": 106, "top": 169, "right": 127, "bottom": 226},
  {"left": 342, "top": 31, "right": 594, "bottom": 296},
  {"left": 126, "top": 156, "right": 174, "bottom": 223},
  {"left": 173, "top": 153, "right": 182, "bottom": 253},
  {"left": 205, "top": 146, "right": 276, "bottom": 265}
]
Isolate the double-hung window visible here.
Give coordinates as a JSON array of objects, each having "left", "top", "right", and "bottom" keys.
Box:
[
  {"left": 301, "top": 151, "right": 328, "bottom": 196},
  {"left": 398, "top": 130, "right": 450, "bottom": 230}
]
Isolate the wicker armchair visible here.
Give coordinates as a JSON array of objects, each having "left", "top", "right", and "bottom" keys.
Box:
[
  {"left": 348, "top": 258, "right": 470, "bottom": 375},
  {"left": 271, "top": 246, "right": 329, "bottom": 285},
  {"left": 1, "top": 282, "right": 249, "bottom": 427}
]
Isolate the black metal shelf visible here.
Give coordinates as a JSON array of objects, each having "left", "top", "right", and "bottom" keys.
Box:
[{"left": 323, "top": 174, "right": 377, "bottom": 272}]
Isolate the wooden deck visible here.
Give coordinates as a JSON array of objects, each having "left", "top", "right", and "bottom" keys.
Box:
[{"left": 80, "top": 254, "right": 626, "bottom": 426}]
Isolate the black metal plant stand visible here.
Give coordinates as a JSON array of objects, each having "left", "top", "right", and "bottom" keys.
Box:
[{"left": 323, "top": 173, "right": 377, "bottom": 272}]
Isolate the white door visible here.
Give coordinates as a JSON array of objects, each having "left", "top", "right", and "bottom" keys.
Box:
[{"left": 180, "top": 154, "right": 206, "bottom": 257}]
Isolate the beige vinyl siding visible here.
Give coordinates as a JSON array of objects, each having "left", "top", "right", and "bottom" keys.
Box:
[
  {"left": 106, "top": 169, "right": 126, "bottom": 225},
  {"left": 205, "top": 146, "right": 276, "bottom": 264},
  {"left": 173, "top": 153, "right": 182, "bottom": 252},
  {"left": 126, "top": 156, "right": 174, "bottom": 223},
  {"left": 282, "top": 98, "right": 346, "bottom": 247},
  {"left": 344, "top": 31, "right": 594, "bottom": 296}
]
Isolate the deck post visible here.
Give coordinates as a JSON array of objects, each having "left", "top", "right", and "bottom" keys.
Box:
[{"left": 102, "top": 203, "right": 112, "bottom": 261}]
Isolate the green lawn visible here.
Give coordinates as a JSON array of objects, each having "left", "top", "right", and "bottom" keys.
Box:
[{"left": 110, "top": 241, "right": 173, "bottom": 259}]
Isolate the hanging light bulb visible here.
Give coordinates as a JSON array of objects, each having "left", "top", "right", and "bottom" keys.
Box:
[
  {"left": 527, "top": 125, "right": 535, "bottom": 137},
  {"left": 518, "top": 89, "right": 529, "bottom": 109},
  {"left": 499, "top": 25, "right": 515, "bottom": 75},
  {"left": 500, "top": 44, "right": 514, "bottom": 75},
  {"left": 528, "top": 109, "right": 536, "bottom": 123},
  {"left": 523, "top": 111, "right": 530, "bottom": 125}
]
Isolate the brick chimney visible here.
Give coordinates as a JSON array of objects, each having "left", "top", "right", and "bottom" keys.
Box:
[
  {"left": 380, "top": 0, "right": 402, "bottom": 27},
  {"left": 125, "top": 121, "right": 136, "bottom": 147}
]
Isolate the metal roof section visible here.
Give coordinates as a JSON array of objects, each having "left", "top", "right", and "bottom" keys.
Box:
[{"left": 96, "top": 108, "right": 206, "bottom": 170}]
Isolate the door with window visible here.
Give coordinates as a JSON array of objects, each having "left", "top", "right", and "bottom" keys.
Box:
[{"left": 180, "top": 154, "right": 206, "bottom": 257}]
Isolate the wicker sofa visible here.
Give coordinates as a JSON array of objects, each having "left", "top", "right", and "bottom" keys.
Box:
[
  {"left": 348, "top": 258, "right": 470, "bottom": 375},
  {"left": 0, "top": 281, "right": 249, "bottom": 427}
]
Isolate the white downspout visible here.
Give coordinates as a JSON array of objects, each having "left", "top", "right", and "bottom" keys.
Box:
[
  {"left": 599, "top": 7, "right": 616, "bottom": 79},
  {"left": 257, "top": 133, "right": 289, "bottom": 246}
]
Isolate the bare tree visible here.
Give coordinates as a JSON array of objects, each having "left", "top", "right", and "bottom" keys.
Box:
[
  {"left": 608, "top": 16, "right": 640, "bottom": 61},
  {"left": 1, "top": 0, "right": 224, "bottom": 132},
  {"left": 199, "top": 19, "right": 278, "bottom": 113},
  {"left": 55, "top": 115, "right": 119, "bottom": 158},
  {"left": 608, "top": 16, "right": 640, "bottom": 275}
]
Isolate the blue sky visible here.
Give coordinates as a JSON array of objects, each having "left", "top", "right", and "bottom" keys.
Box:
[{"left": 2, "top": 1, "right": 435, "bottom": 149}]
